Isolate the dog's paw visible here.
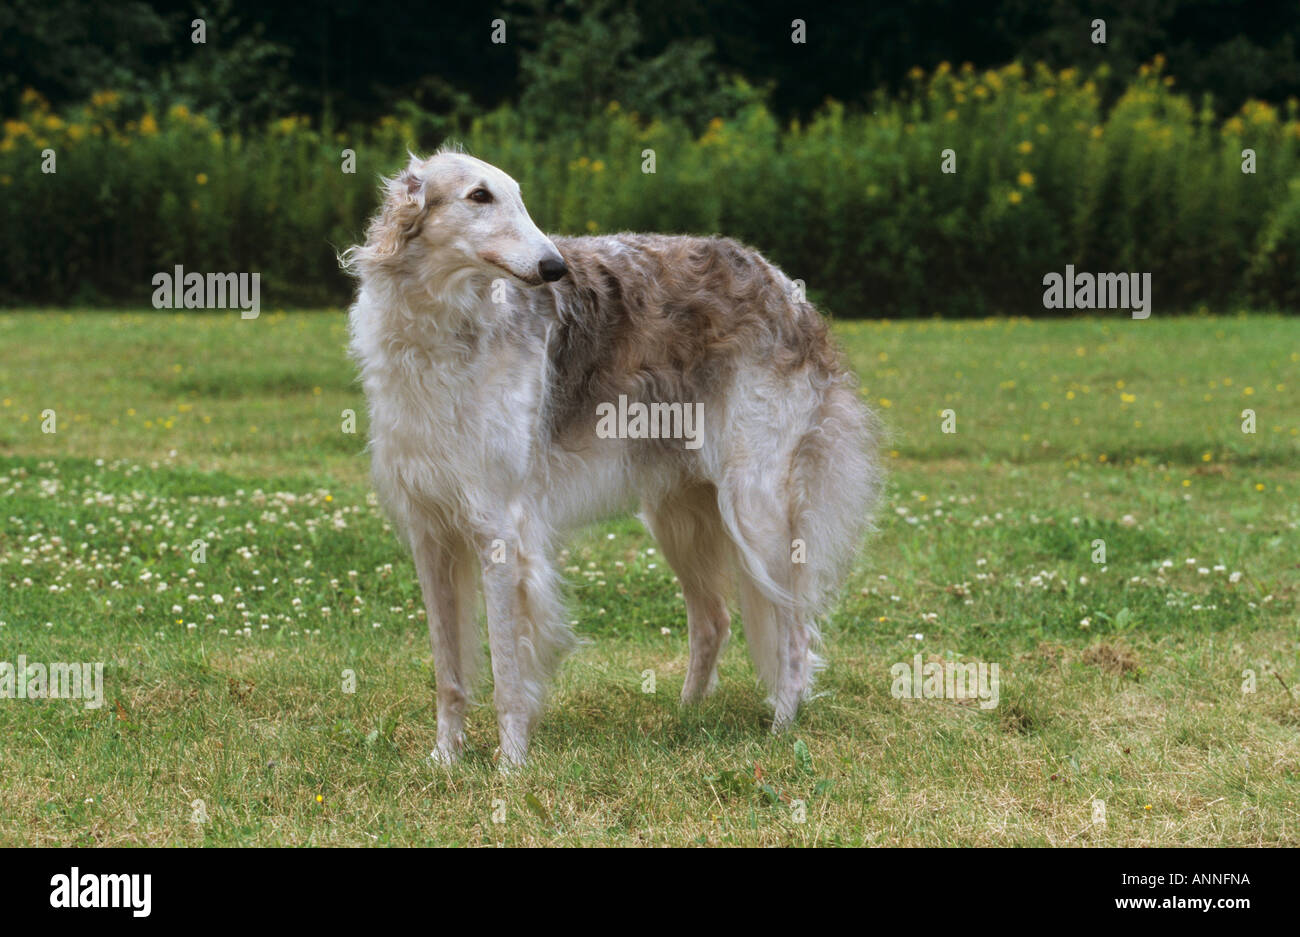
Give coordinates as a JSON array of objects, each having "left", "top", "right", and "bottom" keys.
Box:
[
  {"left": 428, "top": 745, "right": 462, "bottom": 767},
  {"left": 770, "top": 702, "right": 801, "bottom": 733},
  {"left": 680, "top": 672, "right": 720, "bottom": 704},
  {"left": 493, "top": 745, "right": 527, "bottom": 774}
]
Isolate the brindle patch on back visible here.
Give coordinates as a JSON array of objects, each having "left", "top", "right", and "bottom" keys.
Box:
[{"left": 522, "top": 234, "right": 845, "bottom": 448}]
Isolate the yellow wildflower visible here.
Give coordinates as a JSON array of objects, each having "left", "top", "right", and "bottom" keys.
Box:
[{"left": 1248, "top": 101, "right": 1276, "bottom": 125}]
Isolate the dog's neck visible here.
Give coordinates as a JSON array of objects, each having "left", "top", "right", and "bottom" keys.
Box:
[{"left": 362, "top": 264, "right": 499, "bottom": 354}]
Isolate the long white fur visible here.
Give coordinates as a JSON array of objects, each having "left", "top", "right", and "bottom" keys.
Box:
[{"left": 345, "top": 150, "right": 880, "bottom": 767}]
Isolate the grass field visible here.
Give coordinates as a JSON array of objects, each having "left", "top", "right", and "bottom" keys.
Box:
[{"left": 0, "top": 310, "right": 1297, "bottom": 846}]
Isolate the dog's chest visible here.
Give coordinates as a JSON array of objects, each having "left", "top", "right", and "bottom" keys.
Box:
[{"left": 366, "top": 338, "right": 543, "bottom": 510}]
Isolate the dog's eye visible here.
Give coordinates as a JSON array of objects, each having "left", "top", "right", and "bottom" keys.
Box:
[{"left": 468, "top": 188, "right": 493, "bottom": 204}]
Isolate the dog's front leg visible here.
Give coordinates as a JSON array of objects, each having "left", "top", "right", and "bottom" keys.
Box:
[
  {"left": 477, "top": 520, "right": 573, "bottom": 768},
  {"left": 412, "top": 531, "right": 478, "bottom": 764},
  {"left": 479, "top": 533, "right": 536, "bottom": 768}
]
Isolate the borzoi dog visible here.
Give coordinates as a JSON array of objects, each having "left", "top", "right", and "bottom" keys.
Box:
[{"left": 344, "top": 149, "right": 881, "bottom": 766}]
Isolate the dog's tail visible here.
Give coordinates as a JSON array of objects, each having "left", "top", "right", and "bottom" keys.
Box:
[
  {"left": 787, "top": 378, "right": 883, "bottom": 623},
  {"left": 721, "top": 374, "right": 883, "bottom": 693}
]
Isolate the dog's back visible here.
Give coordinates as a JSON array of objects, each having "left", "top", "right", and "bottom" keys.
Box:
[{"left": 523, "top": 234, "right": 846, "bottom": 452}]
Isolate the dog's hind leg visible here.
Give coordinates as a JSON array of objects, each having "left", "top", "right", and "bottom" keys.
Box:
[
  {"left": 412, "top": 531, "right": 480, "bottom": 763},
  {"left": 716, "top": 472, "right": 817, "bottom": 732},
  {"left": 733, "top": 553, "right": 812, "bottom": 732},
  {"left": 641, "top": 484, "right": 732, "bottom": 703},
  {"left": 738, "top": 380, "right": 882, "bottom": 730}
]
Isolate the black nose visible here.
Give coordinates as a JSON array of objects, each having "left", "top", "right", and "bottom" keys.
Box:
[{"left": 538, "top": 256, "right": 568, "bottom": 282}]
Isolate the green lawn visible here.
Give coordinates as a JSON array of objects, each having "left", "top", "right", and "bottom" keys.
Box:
[{"left": 0, "top": 310, "right": 1296, "bottom": 846}]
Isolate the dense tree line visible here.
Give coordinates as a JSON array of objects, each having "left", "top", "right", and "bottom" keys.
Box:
[{"left": 2, "top": 0, "right": 1297, "bottom": 128}]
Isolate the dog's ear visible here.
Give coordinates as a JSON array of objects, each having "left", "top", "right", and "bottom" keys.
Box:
[
  {"left": 341, "top": 156, "right": 437, "bottom": 273},
  {"left": 397, "top": 153, "right": 427, "bottom": 207},
  {"left": 398, "top": 169, "right": 423, "bottom": 203},
  {"left": 354, "top": 159, "right": 433, "bottom": 262}
]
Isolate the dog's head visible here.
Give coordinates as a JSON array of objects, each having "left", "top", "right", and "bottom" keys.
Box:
[{"left": 346, "top": 148, "right": 567, "bottom": 288}]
